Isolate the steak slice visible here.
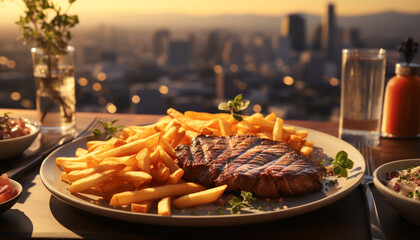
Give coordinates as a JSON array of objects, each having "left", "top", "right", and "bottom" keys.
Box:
[{"left": 175, "top": 134, "right": 326, "bottom": 198}]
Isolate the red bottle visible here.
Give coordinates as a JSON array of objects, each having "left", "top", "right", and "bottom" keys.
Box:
[{"left": 381, "top": 63, "right": 420, "bottom": 137}]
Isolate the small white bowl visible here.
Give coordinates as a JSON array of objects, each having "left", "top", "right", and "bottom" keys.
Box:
[
  {"left": 0, "top": 178, "right": 23, "bottom": 215},
  {"left": 0, "top": 118, "right": 40, "bottom": 160},
  {"left": 373, "top": 159, "right": 420, "bottom": 226}
]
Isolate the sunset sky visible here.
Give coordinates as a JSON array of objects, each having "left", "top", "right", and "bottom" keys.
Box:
[{"left": 1, "top": 0, "right": 420, "bottom": 26}]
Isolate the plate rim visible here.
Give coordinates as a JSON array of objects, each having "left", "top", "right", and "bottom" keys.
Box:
[{"left": 40, "top": 125, "right": 365, "bottom": 226}]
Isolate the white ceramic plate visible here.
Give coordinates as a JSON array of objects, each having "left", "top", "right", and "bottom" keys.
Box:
[{"left": 40, "top": 126, "right": 365, "bottom": 226}]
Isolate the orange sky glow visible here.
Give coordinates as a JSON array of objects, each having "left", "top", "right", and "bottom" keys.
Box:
[{"left": 1, "top": 0, "right": 420, "bottom": 27}]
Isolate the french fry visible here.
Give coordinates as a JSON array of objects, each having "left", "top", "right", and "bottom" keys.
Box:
[
  {"left": 69, "top": 170, "right": 118, "bottom": 193},
  {"left": 272, "top": 117, "right": 284, "bottom": 141},
  {"left": 163, "top": 125, "right": 180, "bottom": 143},
  {"left": 246, "top": 116, "right": 275, "bottom": 130},
  {"left": 75, "top": 147, "right": 88, "bottom": 157},
  {"left": 131, "top": 201, "right": 154, "bottom": 213},
  {"left": 236, "top": 120, "right": 257, "bottom": 133},
  {"left": 62, "top": 161, "right": 88, "bottom": 173},
  {"left": 218, "top": 118, "right": 232, "bottom": 136},
  {"left": 61, "top": 171, "right": 70, "bottom": 183},
  {"left": 136, "top": 148, "right": 151, "bottom": 174},
  {"left": 264, "top": 112, "right": 277, "bottom": 121},
  {"left": 109, "top": 182, "right": 206, "bottom": 206},
  {"left": 67, "top": 161, "right": 125, "bottom": 182},
  {"left": 157, "top": 163, "right": 171, "bottom": 182},
  {"left": 170, "top": 129, "right": 185, "bottom": 148},
  {"left": 295, "top": 130, "right": 308, "bottom": 138},
  {"left": 166, "top": 168, "right": 184, "bottom": 185},
  {"left": 303, "top": 140, "right": 314, "bottom": 147},
  {"left": 167, "top": 108, "right": 212, "bottom": 134},
  {"left": 184, "top": 111, "right": 230, "bottom": 121},
  {"left": 172, "top": 185, "right": 227, "bottom": 209},
  {"left": 158, "top": 197, "right": 172, "bottom": 216},
  {"left": 120, "top": 171, "right": 152, "bottom": 182},
  {"left": 159, "top": 137, "right": 176, "bottom": 159},
  {"left": 300, "top": 145, "right": 313, "bottom": 156},
  {"left": 283, "top": 126, "right": 296, "bottom": 133},
  {"left": 95, "top": 132, "right": 161, "bottom": 161},
  {"left": 290, "top": 134, "right": 303, "bottom": 143},
  {"left": 149, "top": 147, "right": 160, "bottom": 165},
  {"left": 157, "top": 146, "right": 179, "bottom": 173}
]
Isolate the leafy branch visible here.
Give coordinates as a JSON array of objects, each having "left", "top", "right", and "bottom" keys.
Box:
[
  {"left": 218, "top": 94, "right": 250, "bottom": 121},
  {"left": 14, "top": 0, "right": 79, "bottom": 55}
]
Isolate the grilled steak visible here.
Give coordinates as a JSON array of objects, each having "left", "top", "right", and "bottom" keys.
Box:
[{"left": 175, "top": 134, "right": 326, "bottom": 198}]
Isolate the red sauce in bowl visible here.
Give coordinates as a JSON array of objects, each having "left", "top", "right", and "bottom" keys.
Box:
[{"left": 0, "top": 115, "right": 31, "bottom": 140}]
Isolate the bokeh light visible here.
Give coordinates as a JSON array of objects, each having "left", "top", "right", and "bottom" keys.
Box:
[
  {"left": 20, "top": 99, "right": 33, "bottom": 108},
  {"left": 92, "top": 83, "right": 102, "bottom": 92},
  {"left": 230, "top": 64, "right": 239, "bottom": 72},
  {"left": 78, "top": 77, "right": 89, "bottom": 86},
  {"left": 106, "top": 103, "right": 117, "bottom": 113},
  {"left": 283, "top": 76, "right": 294, "bottom": 86},
  {"left": 253, "top": 104, "right": 262, "bottom": 113},
  {"left": 329, "top": 77, "right": 339, "bottom": 86},
  {"left": 159, "top": 85, "right": 169, "bottom": 94},
  {"left": 97, "top": 72, "right": 107, "bottom": 81},
  {"left": 213, "top": 65, "right": 223, "bottom": 74},
  {"left": 10, "top": 91, "right": 21, "bottom": 101},
  {"left": 6, "top": 60, "right": 16, "bottom": 69},
  {"left": 132, "top": 95, "right": 140, "bottom": 104},
  {"left": 0, "top": 56, "right": 7, "bottom": 65}
]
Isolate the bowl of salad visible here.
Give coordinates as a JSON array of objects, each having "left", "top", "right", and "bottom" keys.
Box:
[
  {"left": 0, "top": 173, "right": 22, "bottom": 215},
  {"left": 0, "top": 113, "right": 40, "bottom": 160},
  {"left": 373, "top": 159, "right": 420, "bottom": 226}
]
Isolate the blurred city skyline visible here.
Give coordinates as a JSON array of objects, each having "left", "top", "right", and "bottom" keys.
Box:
[{"left": 1, "top": 1, "right": 420, "bottom": 121}]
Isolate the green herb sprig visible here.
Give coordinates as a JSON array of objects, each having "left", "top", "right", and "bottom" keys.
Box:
[
  {"left": 331, "top": 150, "right": 354, "bottom": 178},
  {"left": 92, "top": 120, "right": 124, "bottom": 140},
  {"left": 229, "top": 191, "right": 256, "bottom": 214},
  {"left": 218, "top": 94, "right": 250, "bottom": 121}
]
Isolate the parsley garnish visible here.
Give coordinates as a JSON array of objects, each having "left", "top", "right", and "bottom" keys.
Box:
[
  {"left": 214, "top": 206, "right": 225, "bottom": 215},
  {"left": 331, "top": 151, "right": 354, "bottom": 178},
  {"left": 218, "top": 94, "right": 250, "bottom": 121},
  {"left": 228, "top": 191, "right": 256, "bottom": 214},
  {"left": 92, "top": 120, "right": 124, "bottom": 140},
  {"left": 326, "top": 179, "right": 338, "bottom": 187},
  {"left": 407, "top": 166, "right": 414, "bottom": 172}
]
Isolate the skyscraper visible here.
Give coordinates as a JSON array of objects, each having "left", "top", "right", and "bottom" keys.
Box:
[
  {"left": 322, "top": 3, "right": 335, "bottom": 60},
  {"left": 281, "top": 14, "right": 306, "bottom": 52},
  {"left": 152, "top": 30, "right": 171, "bottom": 65}
]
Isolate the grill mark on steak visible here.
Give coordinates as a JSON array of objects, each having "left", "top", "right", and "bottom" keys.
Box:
[{"left": 175, "top": 134, "right": 325, "bottom": 198}]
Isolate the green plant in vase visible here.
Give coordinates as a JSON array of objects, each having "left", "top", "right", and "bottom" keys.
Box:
[{"left": 5, "top": 0, "right": 79, "bottom": 129}]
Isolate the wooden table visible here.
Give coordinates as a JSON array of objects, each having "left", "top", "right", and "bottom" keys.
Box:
[{"left": 1, "top": 109, "right": 419, "bottom": 240}]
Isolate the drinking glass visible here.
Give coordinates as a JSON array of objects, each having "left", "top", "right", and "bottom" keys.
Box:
[
  {"left": 31, "top": 46, "right": 76, "bottom": 133},
  {"left": 339, "top": 48, "right": 386, "bottom": 145}
]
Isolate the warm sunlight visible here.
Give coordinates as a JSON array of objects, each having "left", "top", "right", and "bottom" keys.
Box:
[{"left": 1, "top": 0, "right": 420, "bottom": 27}]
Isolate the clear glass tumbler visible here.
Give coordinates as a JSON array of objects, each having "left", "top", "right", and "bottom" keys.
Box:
[{"left": 339, "top": 48, "right": 386, "bottom": 145}]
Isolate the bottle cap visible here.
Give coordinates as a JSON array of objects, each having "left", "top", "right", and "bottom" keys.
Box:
[{"left": 395, "top": 63, "right": 420, "bottom": 76}]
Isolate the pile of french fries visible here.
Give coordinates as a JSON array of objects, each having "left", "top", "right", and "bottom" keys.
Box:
[{"left": 56, "top": 108, "right": 314, "bottom": 215}]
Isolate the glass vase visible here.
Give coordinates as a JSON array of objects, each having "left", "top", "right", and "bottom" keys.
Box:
[{"left": 31, "top": 46, "right": 76, "bottom": 132}]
